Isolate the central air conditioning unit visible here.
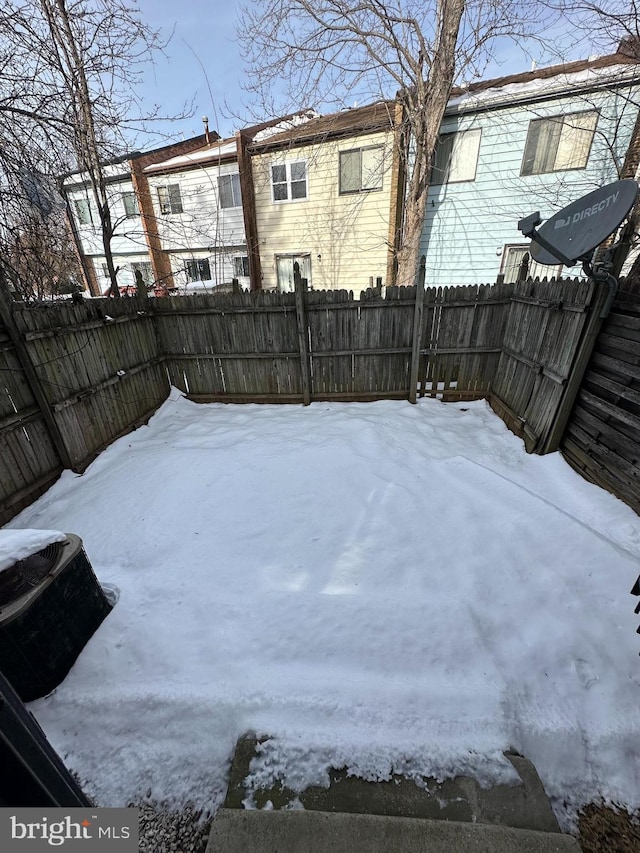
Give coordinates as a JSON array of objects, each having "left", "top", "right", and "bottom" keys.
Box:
[{"left": 0, "top": 534, "right": 112, "bottom": 702}]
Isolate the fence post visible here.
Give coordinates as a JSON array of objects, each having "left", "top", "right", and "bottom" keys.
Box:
[
  {"left": 409, "top": 256, "right": 426, "bottom": 403},
  {"left": 294, "top": 264, "right": 312, "bottom": 405},
  {"left": 0, "top": 267, "right": 74, "bottom": 471},
  {"left": 539, "top": 278, "right": 609, "bottom": 454}
]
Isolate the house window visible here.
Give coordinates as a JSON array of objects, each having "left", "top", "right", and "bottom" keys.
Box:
[
  {"left": 233, "top": 256, "right": 250, "bottom": 278},
  {"left": 339, "top": 146, "right": 384, "bottom": 194},
  {"left": 122, "top": 191, "right": 138, "bottom": 218},
  {"left": 157, "top": 184, "right": 183, "bottom": 215},
  {"left": 500, "top": 245, "right": 561, "bottom": 283},
  {"left": 218, "top": 174, "right": 242, "bottom": 209},
  {"left": 431, "top": 129, "right": 481, "bottom": 184},
  {"left": 131, "top": 261, "right": 153, "bottom": 285},
  {"left": 101, "top": 263, "right": 109, "bottom": 278},
  {"left": 521, "top": 111, "right": 598, "bottom": 176},
  {"left": 73, "top": 197, "right": 93, "bottom": 226},
  {"left": 271, "top": 161, "right": 307, "bottom": 202},
  {"left": 186, "top": 259, "right": 211, "bottom": 282}
]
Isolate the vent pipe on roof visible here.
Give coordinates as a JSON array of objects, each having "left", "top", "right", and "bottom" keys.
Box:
[{"left": 202, "top": 115, "right": 210, "bottom": 145}]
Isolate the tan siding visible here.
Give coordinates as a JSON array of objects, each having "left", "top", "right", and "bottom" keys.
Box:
[{"left": 252, "top": 130, "right": 395, "bottom": 293}]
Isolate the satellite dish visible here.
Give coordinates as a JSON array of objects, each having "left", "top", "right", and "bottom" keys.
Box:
[{"left": 518, "top": 179, "right": 638, "bottom": 267}]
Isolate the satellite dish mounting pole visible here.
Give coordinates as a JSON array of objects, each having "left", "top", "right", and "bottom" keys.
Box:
[
  {"left": 517, "top": 212, "right": 575, "bottom": 267},
  {"left": 582, "top": 251, "right": 619, "bottom": 319},
  {"left": 518, "top": 211, "right": 619, "bottom": 319},
  {"left": 517, "top": 180, "right": 639, "bottom": 319}
]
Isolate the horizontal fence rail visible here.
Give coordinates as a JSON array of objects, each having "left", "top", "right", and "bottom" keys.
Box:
[
  {"left": 10, "top": 296, "right": 169, "bottom": 474},
  {"left": 561, "top": 286, "right": 640, "bottom": 515},
  {"left": 1, "top": 273, "right": 635, "bottom": 525},
  {"left": 0, "top": 317, "right": 62, "bottom": 527}
]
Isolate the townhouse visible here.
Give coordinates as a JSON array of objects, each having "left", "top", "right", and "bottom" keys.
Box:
[
  {"left": 63, "top": 153, "right": 152, "bottom": 296},
  {"left": 420, "top": 46, "right": 640, "bottom": 286},
  {"left": 240, "top": 101, "right": 400, "bottom": 293},
  {"left": 64, "top": 44, "right": 640, "bottom": 296}
]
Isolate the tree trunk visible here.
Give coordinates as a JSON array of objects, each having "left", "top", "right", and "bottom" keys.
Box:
[
  {"left": 395, "top": 0, "right": 465, "bottom": 286},
  {"left": 43, "top": 0, "right": 120, "bottom": 297}
]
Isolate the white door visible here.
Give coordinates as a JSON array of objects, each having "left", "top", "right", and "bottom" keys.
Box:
[{"left": 276, "top": 254, "right": 311, "bottom": 292}]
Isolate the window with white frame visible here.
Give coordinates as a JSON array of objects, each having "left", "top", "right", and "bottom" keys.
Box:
[
  {"left": 218, "top": 173, "right": 242, "bottom": 208},
  {"left": 521, "top": 111, "right": 598, "bottom": 176},
  {"left": 131, "top": 261, "right": 153, "bottom": 285},
  {"left": 157, "top": 184, "right": 183, "bottom": 215},
  {"left": 122, "top": 191, "right": 139, "bottom": 218},
  {"left": 431, "top": 129, "right": 481, "bottom": 184},
  {"left": 339, "top": 146, "right": 384, "bottom": 194},
  {"left": 500, "top": 245, "right": 561, "bottom": 283},
  {"left": 186, "top": 258, "right": 211, "bottom": 282},
  {"left": 233, "top": 256, "right": 249, "bottom": 278},
  {"left": 271, "top": 161, "right": 307, "bottom": 201},
  {"left": 74, "top": 197, "right": 93, "bottom": 226}
]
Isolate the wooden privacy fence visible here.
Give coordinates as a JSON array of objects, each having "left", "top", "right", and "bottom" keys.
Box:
[
  {"left": 0, "top": 274, "right": 619, "bottom": 526},
  {"left": 561, "top": 283, "right": 640, "bottom": 515},
  {"left": 490, "top": 277, "right": 603, "bottom": 453},
  {"left": 0, "top": 293, "right": 169, "bottom": 529},
  {"left": 0, "top": 309, "right": 62, "bottom": 526},
  {"left": 156, "top": 281, "right": 512, "bottom": 405}
]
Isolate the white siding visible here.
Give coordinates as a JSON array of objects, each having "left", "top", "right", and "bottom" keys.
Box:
[
  {"left": 66, "top": 177, "right": 148, "bottom": 258},
  {"left": 145, "top": 161, "right": 246, "bottom": 253},
  {"left": 91, "top": 254, "right": 154, "bottom": 293}
]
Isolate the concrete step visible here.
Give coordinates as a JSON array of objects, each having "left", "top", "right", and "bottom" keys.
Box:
[
  {"left": 224, "top": 736, "right": 561, "bottom": 833},
  {"left": 206, "top": 809, "right": 583, "bottom": 853}
]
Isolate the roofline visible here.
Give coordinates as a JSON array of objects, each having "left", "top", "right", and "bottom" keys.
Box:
[
  {"left": 129, "top": 132, "right": 217, "bottom": 162},
  {"left": 142, "top": 137, "right": 239, "bottom": 175},
  {"left": 246, "top": 101, "right": 397, "bottom": 154},
  {"left": 143, "top": 153, "right": 238, "bottom": 176},
  {"left": 240, "top": 110, "right": 317, "bottom": 142},
  {"left": 448, "top": 50, "right": 639, "bottom": 106}
]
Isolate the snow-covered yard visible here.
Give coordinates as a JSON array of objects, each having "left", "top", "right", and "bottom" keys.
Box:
[{"left": 6, "top": 390, "right": 640, "bottom": 824}]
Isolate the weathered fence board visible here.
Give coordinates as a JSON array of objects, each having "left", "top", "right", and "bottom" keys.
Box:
[
  {"left": 11, "top": 297, "right": 169, "bottom": 473},
  {"left": 0, "top": 320, "right": 62, "bottom": 526},
  {"left": 419, "top": 283, "right": 509, "bottom": 400},
  {"left": 491, "top": 278, "right": 594, "bottom": 451},
  {"left": 561, "top": 285, "right": 640, "bottom": 513},
  {"left": 1, "top": 276, "right": 617, "bottom": 526}
]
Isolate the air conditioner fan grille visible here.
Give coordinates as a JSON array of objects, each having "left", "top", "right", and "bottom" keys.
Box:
[{"left": 0, "top": 542, "right": 64, "bottom": 607}]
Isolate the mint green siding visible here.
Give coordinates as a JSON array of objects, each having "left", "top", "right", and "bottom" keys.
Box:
[{"left": 420, "top": 82, "right": 640, "bottom": 285}]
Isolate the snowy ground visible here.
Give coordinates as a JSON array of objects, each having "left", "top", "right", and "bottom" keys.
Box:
[{"left": 6, "top": 390, "right": 640, "bottom": 824}]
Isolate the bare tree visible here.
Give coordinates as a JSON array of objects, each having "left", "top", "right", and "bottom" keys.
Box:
[
  {"left": 1, "top": 211, "right": 82, "bottom": 300},
  {"left": 0, "top": 0, "right": 174, "bottom": 298},
  {"left": 238, "top": 1, "right": 548, "bottom": 285}
]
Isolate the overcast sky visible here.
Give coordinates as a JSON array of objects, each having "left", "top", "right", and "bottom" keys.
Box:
[{"left": 132, "top": 0, "right": 613, "bottom": 149}]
